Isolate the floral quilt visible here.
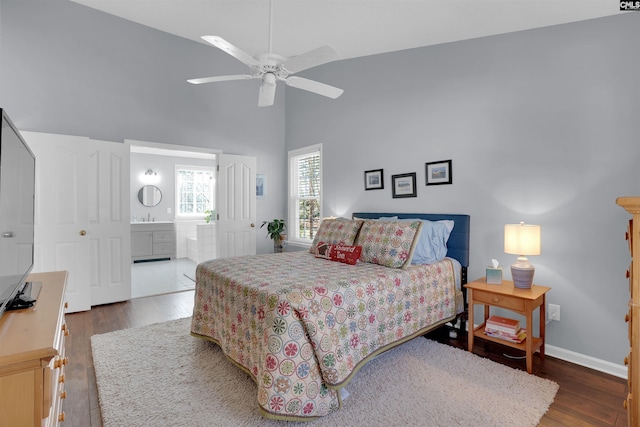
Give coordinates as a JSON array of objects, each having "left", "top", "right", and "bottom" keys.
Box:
[{"left": 190, "top": 251, "right": 457, "bottom": 420}]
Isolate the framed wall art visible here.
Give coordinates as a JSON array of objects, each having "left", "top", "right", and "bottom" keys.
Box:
[
  {"left": 425, "top": 160, "right": 452, "bottom": 186},
  {"left": 391, "top": 173, "right": 417, "bottom": 198},
  {"left": 256, "top": 174, "right": 266, "bottom": 198},
  {"left": 364, "top": 169, "right": 384, "bottom": 190}
]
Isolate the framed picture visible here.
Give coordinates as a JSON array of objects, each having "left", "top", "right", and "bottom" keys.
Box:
[
  {"left": 256, "top": 174, "right": 266, "bottom": 198},
  {"left": 364, "top": 169, "right": 384, "bottom": 190},
  {"left": 425, "top": 160, "right": 452, "bottom": 186},
  {"left": 391, "top": 173, "right": 417, "bottom": 198}
]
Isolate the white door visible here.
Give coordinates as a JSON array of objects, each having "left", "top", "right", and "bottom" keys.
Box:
[
  {"left": 23, "top": 132, "right": 91, "bottom": 312},
  {"left": 217, "top": 154, "right": 257, "bottom": 257},
  {"left": 88, "top": 139, "right": 131, "bottom": 306}
]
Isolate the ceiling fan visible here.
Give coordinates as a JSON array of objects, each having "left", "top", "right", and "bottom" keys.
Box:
[{"left": 187, "top": 2, "right": 343, "bottom": 107}]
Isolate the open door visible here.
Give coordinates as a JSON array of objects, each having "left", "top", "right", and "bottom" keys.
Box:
[
  {"left": 217, "top": 154, "right": 257, "bottom": 257},
  {"left": 87, "top": 139, "right": 131, "bottom": 306},
  {"left": 23, "top": 132, "right": 131, "bottom": 312},
  {"left": 23, "top": 132, "right": 91, "bottom": 312}
]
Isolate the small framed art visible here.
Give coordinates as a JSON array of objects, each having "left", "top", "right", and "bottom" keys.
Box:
[
  {"left": 391, "top": 173, "right": 417, "bottom": 198},
  {"left": 425, "top": 160, "right": 452, "bottom": 186},
  {"left": 364, "top": 169, "right": 384, "bottom": 190},
  {"left": 256, "top": 174, "right": 266, "bottom": 198}
]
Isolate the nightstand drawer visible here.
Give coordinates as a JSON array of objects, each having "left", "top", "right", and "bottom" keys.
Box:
[{"left": 473, "top": 291, "right": 525, "bottom": 312}]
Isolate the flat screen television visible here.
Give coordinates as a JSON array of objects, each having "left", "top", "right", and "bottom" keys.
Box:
[{"left": 0, "top": 108, "right": 36, "bottom": 320}]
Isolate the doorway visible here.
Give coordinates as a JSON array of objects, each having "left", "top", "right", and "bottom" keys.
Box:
[{"left": 128, "top": 140, "right": 218, "bottom": 298}]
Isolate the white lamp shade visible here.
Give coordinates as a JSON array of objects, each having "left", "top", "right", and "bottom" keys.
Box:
[{"left": 504, "top": 223, "right": 541, "bottom": 256}]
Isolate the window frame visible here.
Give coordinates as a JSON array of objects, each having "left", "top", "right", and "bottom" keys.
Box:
[
  {"left": 174, "top": 164, "right": 216, "bottom": 220},
  {"left": 288, "top": 144, "right": 323, "bottom": 247}
]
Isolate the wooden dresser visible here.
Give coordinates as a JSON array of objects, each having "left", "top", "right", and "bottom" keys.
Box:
[
  {"left": 618, "top": 197, "right": 640, "bottom": 426},
  {"left": 0, "top": 271, "right": 69, "bottom": 427}
]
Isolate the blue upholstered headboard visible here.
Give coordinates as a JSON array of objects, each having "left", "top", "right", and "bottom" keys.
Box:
[{"left": 351, "top": 212, "right": 471, "bottom": 282}]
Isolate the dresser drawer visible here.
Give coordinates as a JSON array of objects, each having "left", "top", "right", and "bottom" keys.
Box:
[
  {"left": 473, "top": 290, "right": 525, "bottom": 312},
  {"left": 627, "top": 307, "right": 633, "bottom": 343}
]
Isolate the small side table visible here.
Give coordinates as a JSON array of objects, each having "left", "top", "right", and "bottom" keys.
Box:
[{"left": 464, "top": 277, "right": 551, "bottom": 374}]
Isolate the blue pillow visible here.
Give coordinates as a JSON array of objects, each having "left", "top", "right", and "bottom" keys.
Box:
[{"left": 407, "top": 219, "right": 454, "bottom": 264}]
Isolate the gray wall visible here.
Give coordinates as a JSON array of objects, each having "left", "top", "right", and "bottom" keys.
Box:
[
  {"left": 286, "top": 13, "right": 640, "bottom": 366},
  {"left": 0, "top": 0, "right": 285, "bottom": 254},
  {"left": 2, "top": 0, "right": 640, "bottom": 367}
]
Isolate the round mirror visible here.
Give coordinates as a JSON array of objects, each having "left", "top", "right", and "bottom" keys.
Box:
[{"left": 138, "top": 185, "right": 162, "bottom": 207}]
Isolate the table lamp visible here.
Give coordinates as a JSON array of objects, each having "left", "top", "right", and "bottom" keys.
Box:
[{"left": 504, "top": 222, "right": 541, "bottom": 289}]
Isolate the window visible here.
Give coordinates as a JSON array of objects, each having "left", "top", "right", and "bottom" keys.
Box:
[
  {"left": 288, "top": 144, "right": 322, "bottom": 245},
  {"left": 175, "top": 165, "right": 215, "bottom": 218}
]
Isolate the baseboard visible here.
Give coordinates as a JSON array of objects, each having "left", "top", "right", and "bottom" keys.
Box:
[
  {"left": 468, "top": 321, "right": 628, "bottom": 379},
  {"left": 545, "top": 344, "right": 628, "bottom": 379}
]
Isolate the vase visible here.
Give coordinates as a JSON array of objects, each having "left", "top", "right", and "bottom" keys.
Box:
[{"left": 274, "top": 234, "right": 286, "bottom": 253}]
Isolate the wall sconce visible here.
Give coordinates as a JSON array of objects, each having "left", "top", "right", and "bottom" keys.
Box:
[
  {"left": 140, "top": 168, "right": 160, "bottom": 184},
  {"left": 504, "top": 222, "right": 541, "bottom": 289}
]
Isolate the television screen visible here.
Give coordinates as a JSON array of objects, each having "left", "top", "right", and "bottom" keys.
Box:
[{"left": 0, "top": 109, "right": 36, "bottom": 320}]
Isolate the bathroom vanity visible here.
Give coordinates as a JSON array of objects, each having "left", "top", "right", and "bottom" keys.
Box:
[{"left": 131, "top": 222, "right": 175, "bottom": 262}]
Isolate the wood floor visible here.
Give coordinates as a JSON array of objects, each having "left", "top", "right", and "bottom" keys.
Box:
[{"left": 63, "top": 290, "right": 628, "bottom": 427}]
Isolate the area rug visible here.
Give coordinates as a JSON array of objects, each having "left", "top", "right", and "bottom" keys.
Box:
[{"left": 91, "top": 317, "right": 558, "bottom": 427}]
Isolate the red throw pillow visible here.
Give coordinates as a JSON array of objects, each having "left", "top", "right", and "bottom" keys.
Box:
[{"left": 314, "top": 241, "right": 362, "bottom": 265}]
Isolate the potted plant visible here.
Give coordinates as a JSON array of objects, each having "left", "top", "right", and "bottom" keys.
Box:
[
  {"left": 204, "top": 209, "right": 216, "bottom": 223},
  {"left": 261, "top": 219, "right": 286, "bottom": 253}
]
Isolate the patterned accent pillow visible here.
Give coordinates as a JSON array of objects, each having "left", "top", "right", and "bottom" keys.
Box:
[
  {"left": 355, "top": 220, "right": 423, "bottom": 268},
  {"left": 309, "top": 218, "right": 364, "bottom": 253}
]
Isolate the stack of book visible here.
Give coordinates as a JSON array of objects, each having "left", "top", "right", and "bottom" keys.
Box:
[{"left": 484, "top": 315, "right": 526, "bottom": 343}]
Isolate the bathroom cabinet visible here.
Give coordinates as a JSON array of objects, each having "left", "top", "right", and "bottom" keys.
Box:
[{"left": 131, "top": 222, "right": 175, "bottom": 262}]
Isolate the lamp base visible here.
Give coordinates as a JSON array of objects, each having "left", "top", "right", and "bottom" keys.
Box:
[{"left": 511, "top": 264, "right": 535, "bottom": 289}]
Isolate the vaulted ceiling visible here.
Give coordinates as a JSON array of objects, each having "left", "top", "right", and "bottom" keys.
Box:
[{"left": 71, "top": 0, "right": 623, "bottom": 61}]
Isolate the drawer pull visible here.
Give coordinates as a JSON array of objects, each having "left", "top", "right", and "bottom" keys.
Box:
[
  {"left": 626, "top": 313, "right": 630, "bottom": 323},
  {"left": 492, "top": 297, "right": 500, "bottom": 303},
  {"left": 60, "top": 390, "right": 67, "bottom": 399},
  {"left": 625, "top": 356, "right": 629, "bottom": 366},
  {"left": 64, "top": 302, "right": 68, "bottom": 309},
  {"left": 62, "top": 323, "right": 70, "bottom": 336},
  {"left": 54, "top": 357, "right": 69, "bottom": 369},
  {"left": 627, "top": 270, "right": 630, "bottom": 279},
  {"left": 624, "top": 399, "right": 628, "bottom": 409},
  {"left": 58, "top": 374, "right": 65, "bottom": 383},
  {"left": 58, "top": 412, "right": 65, "bottom": 422}
]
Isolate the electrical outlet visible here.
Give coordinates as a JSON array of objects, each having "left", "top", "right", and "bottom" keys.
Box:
[{"left": 548, "top": 304, "right": 561, "bottom": 322}]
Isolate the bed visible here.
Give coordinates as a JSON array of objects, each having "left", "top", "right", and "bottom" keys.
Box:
[{"left": 190, "top": 213, "right": 470, "bottom": 420}]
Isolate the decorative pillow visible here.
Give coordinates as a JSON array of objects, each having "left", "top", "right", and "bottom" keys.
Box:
[
  {"left": 314, "top": 242, "right": 363, "bottom": 265},
  {"left": 309, "top": 218, "right": 364, "bottom": 253},
  {"left": 355, "top": 220, "right": 423, "bottom": 268},
  {"left": 405, "top": 219, "right": 454, "bottom": 265},
  {"left": 354, "top": 216, "right": 398, "bottom": 221}
]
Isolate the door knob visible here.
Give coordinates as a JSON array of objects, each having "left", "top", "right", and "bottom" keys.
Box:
[
  {"left": 80, "top": 230, "right": 87, "bottom": 236},
  {"left": 250, "top": 223, "right": 255, "bottom": 228}
]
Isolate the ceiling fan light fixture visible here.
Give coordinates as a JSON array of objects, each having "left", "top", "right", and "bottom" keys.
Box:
[{"left": 258, "top": 73, "right": 277, "bottom": 107}]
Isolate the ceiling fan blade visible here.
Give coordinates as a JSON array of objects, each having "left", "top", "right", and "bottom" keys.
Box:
[
  {"left": 187, "top": 74, "right": 254, "bottom": 85},
  {"left": 258, "top": 74, "right": 277, "bottom": 107},
  {"left": 281, "top": 45, "right": 341, "bottom": 74},
  {"left": 285, "top": 76, "right": 344, "bottom": 99},
  {"left": 201, "top": 36, "right": 260, "bottom": 67}
]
